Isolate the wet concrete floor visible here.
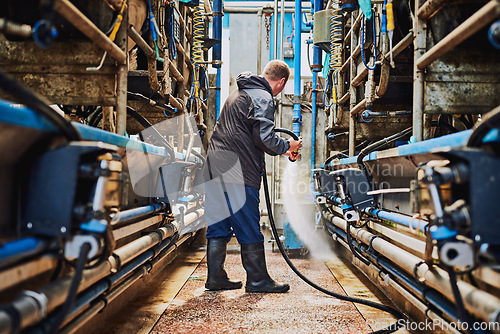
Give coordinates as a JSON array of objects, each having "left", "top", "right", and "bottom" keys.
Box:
[{"left": 104, "top": 243, "right": 405, "bottom": 334}]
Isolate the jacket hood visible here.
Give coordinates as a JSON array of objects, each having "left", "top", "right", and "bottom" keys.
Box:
[{"left": 236, "top": 72, "right": 273, "bottom": 96}]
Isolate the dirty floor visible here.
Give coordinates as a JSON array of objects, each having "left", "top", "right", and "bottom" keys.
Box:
[{"left": 105, "top": 242, "right": 405, "bottom": 334}]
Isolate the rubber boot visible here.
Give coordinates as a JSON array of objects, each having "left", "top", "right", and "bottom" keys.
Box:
[
  {"left": 205, "top": 238, "right": 242, "bottom": 291},
  {"left": 241, "top": 242, "right": 290, "bottom": 293}
]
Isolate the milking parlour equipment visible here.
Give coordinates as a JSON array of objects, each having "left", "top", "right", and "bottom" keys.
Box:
[
  {"left": 0, "top": 0, "right": 220, "bottom": 332},
  {"left": 311, "top": 0, "right": 500, "bottom": 330}
]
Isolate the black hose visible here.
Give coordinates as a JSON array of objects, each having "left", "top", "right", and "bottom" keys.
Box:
[
  {"left": 324, "top": 152, "right": 349, "bottom": 168},
  {"left": 0, "top": 71, "right": 81, "bottom": 141},
  {"left": 347, "top": 223, "right": 371, "bottom": 266},
  {"left": 262, "top": 175, "right": 402, "bottom": 333},
  {"left": 48, "top": 242, "right": 91, "bottom": 334},
  {"left": 275, "top": 128, "right": 300, "bottom": 162},
  {"left": 446, "top": 268, "right": 477, "bottom": 334},
  {"left": 266, "top": 131, "right": 403, "bottom": 334},
  {"left": 275, "top": 128, "right": 299, "bottom": 140}
]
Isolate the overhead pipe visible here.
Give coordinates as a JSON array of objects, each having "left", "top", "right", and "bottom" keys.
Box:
[
  {"left": 293, "top": 0, "right": 302, "bottom": 137},
  {"left": 0, "top": 208, "right": 206, "bottom": 333},
  {"left": 116, "top": 65, "right": 128, "bottom": 135},
  {"left": 213, "top": 0, "right": 223, "bottom": 120},
  {"left": 322, "top": 212, "right": 500, "bottom": 323},
  {"left": 223, "top": 7, "right": 308, "bottom": 13}
]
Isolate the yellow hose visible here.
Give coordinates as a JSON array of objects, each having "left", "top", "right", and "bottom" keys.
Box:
[
  {"left": 192, "top": 4, "right": 204, "bottom": 98},
  {"left": 329, "top": 1, "right": 343, "bottom": 72}
]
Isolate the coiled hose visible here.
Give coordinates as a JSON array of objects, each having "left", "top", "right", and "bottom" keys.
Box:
[
  {"left": 329, "top": 2, "right": 343, "bottom": 71},
  {"left": 192, "top": 4, "right": 204, "bottom": 99},
  {"left": 268, "top": 128, "right": 403, "bottom": 334}
]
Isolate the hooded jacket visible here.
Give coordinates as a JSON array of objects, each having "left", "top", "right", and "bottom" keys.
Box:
[{"left": 208, "top": 72, "right": 290, "bottom": 189}]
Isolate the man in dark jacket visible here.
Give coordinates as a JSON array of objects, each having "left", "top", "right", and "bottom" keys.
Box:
[{"left": 204, "top": 60, "right": 302, "bottom": 293}]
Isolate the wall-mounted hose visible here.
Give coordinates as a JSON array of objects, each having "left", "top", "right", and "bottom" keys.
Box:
[
  {"left": 192, "top": 4, "right": 205, "bottom": 100},
  {"left": 325, "top": 1, "right": 343, "bottom": 109},
  {"left": 329, "top": 2, "right": 343, "bottom": 71}
]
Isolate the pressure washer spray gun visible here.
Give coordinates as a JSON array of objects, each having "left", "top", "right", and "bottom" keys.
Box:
[{"left": 275, "top": 128, "right": 301, "bottom": 162}]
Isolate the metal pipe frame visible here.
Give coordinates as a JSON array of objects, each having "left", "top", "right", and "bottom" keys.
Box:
[
  {"left": 223, "top": 7, "right": 307, "bottom": 13},
  {"left": 53, "top": 0, "right": 126, "bottom": 64},
  {"left": 292, "top": 0, "right": 302, "bottom": 137},
  {"left": 416, "top": 0, "right": 499, "bottom": 70},
  {"left": 417, "top": 0, "right": 448, "bottom": 21},
  {"left": 412, "top": 0, "right": 426, "bottom": 141},
  {"left": 128, "top": 26, "right": 183, "bottom": 82}
]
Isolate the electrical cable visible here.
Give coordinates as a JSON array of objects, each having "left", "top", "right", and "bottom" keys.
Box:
[
  {"left": 262, "top": 159, "right": 403, "bottom": 334},
  {"left": 0, "top": 71, "right": 81, "bottom": 141},
  {"left": 48, "top": 242, "right": 91, "bottom": 334}
]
